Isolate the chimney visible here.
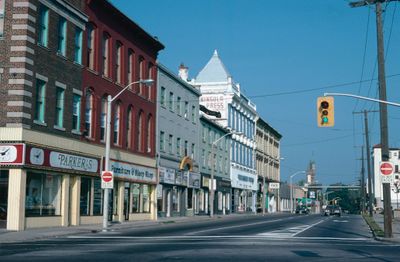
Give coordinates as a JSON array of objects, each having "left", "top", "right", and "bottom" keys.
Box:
[{"left": 178, "top": 63, "right": 189, "bottom": 82}]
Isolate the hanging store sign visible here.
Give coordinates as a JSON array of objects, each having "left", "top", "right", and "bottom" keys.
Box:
[
  {"left": 49, "top": 151, "right": 98, "bottom": 173},
  {"left": 269, "top": 182, "right": 280, "bottom": 189},
  {"left": 159, "top": 167, "right": 175, "bottom": 184},
  {"left": 0, "top": 144, "right": 25, "bottom": 165},
  {"left": 110, "top": 160, "right": 157, "bottom": 184},
  {"left": 188, "top": 172, "right": 201, "bottom": 188}
]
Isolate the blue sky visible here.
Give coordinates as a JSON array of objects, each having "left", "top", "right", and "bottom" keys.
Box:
[{"left": 111, "top": 0, "right": 400, "bottom": 185}]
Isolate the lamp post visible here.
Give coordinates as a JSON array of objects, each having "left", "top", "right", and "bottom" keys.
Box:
[
  {"left": 102, "top": 79, "right": 154, "bottom": 232},
  {"left": 210, "top": 131, "right": 242, "bottom": 218},
  {"left": 290, "top": 171, "right": 305, "bottom": 213}
]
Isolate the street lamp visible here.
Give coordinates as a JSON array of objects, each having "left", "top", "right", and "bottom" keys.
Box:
[
  {"left": 102, "top": 79, "right": 154, "bottom": 232},
  {"left": 209, "top": 130, "right": 242, "bottom": 217},
  {"left": 290, "top": 171, "right": 305, "bottom": 213}
]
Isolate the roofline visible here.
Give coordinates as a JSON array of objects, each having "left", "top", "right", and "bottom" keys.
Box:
[
  {"left": 157, "top": 63, "right": 201, "bottom": 97},
  {"left": 256, "top": 116, "right": 282, "bottom": 139},
  {"left": 200, "top": 115, "right": 230, "bottom": 133}
]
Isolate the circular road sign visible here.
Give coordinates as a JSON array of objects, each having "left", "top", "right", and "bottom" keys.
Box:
[
  {"left": 102, "top": 171, "right": 113, "bottom": 182},
  {"left": 380, "top": 162, "right": 394, "bottom": 176}
]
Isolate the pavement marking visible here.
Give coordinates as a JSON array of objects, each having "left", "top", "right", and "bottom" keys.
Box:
[
  {"left": 333, "top": 220, "right": 349, "bottom": 223},
  {"left": 292, "top": 219, "right": 326, "bottom": 237},
  {"left": 256, "top": 219, "right": 326, "bottom": 238}
]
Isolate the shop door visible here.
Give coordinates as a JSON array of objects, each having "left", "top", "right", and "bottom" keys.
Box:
[
  {"left": 0, "top": 171, "right": 8, "bottom": 228},
  {"left": 123, "top": 187, "right": 130, "bottom": 221}
]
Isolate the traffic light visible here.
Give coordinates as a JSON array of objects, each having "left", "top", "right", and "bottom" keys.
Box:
[{"left": 317, "top": 96, "right": 334, "bottom": 127}]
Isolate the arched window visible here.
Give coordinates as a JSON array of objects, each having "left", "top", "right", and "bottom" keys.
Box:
[
  {"left": 126, "top": 106, "right": 133, "bottom": 148},
  {"left": 138, "top": 56, "right": 144, "bottom": 95},
  {"left": 116, "top": 41, "right": 123, "bottom": 84},
  {"left": 86, "top": 23, "right": 96, "bottom": 70},
  {"left": 128, "top": 49, "right": 134, "bottom": 84},
  {"left": 102, "top": 32, "right": 110, "bottom": 77},
  {"left": 100, "top": 96, "right": 107, "bottom": 141},
  {"left": 147, "top": 62, "right": 154, "bottom": 100},
  {"left": 113, "top": 103, "right": 121, "bottom": 145},
  {"left": 137, "top": 111, "right": 143, "bottom": 152},
  {"left": 85, "top": 89, "right": 94, "bottom": 138},
  {"left": 146, "top": 114, "right": 153, "bottom": 153}
]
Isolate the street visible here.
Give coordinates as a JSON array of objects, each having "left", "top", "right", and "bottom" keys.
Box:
[{"left": 1, "top": 214, "right": 399, "bottom": 261}]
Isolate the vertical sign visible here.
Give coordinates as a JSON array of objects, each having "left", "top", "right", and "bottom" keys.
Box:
[
  {"left": 101, "top": 171, "right": 114, "bottom": 189},
  {"left": 380, "top": 162, "right": 394, "bottom": 184}
]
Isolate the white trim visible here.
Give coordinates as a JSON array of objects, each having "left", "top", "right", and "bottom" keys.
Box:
[
  {"left": 54, "top": 125, "right": 66, "bottom": 131},
  {"left": 35, "top": 73, "right": 48, "bottom": 82},
  {"left": 9, "top": 68, "right": 33, "bottom": 76},
  {"left": 7, "top": 112, "right": 31, "bottom": 119},
  {"left": 55, "top": 81, "right": 67, "bottom": 89},
  {"left": 11, "top": 46, "right": 35, "bottom": 54},
  {"left": 6, "top": 123, "right": 31, "bottom": 129},
  {"left": 33, "top": 120, "right": 47, "bottom": 127},
  {"left": 7, "top": 101, "right": 32, "bottom": 108},
  {"left": 8, "top": 79, "right": 33, "bottom": 87},
  {"left": 8, "top": 90, "right": 32, "bottom": 97},
  {"left": 72, "top": 129, "right": 82, "bottom": 135},
  {"left": 10, "top": 57, "right": 34, "bottom": 65},
  {"left": 11, "top": 35, "right": 36, "bottom": 44},
  {"left": 73, "top": 88, "right": 82, "bottom": 95},
  {"left": 13, "top": 2, "right": 37, "bottom": 12},
  {"left": 12, "top": 14, "right": 36, "bottom": 23},
  {"left": 12, "top": 24, "right": 36, "bottom": 34}
]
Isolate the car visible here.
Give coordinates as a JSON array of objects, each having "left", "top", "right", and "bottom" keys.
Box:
[
  {"left": 324, "top": 205, "right": 341, "bottom": 216},
  {"left": 0, "top": 205, "right": 6, "bottom": 220},
  {"left": 295, "top": 206, "right": 309, "bottom": 214}
]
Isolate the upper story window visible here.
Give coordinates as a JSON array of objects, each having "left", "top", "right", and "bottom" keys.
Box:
[
  {"left": 86, "top": 23, "right": 96, "bottom": 70},
  {"left": 85, "top": 89, "right": 94, "bottom": 138},
  {"left": 159, "top": 131, "right": 165, "bottom": 152},
  {"left": 0, "top": 0, "right": 5, "bottom": 38},
  {"left": 116, "top": 41, "right": 123, "bottom": 84},
  {"left": 147, "top": 115, "right": 152, "bottom": 153},
  {"left": 184, "top": 102, "right": 189, "bottom": 118},
  {"left": 138, "top": 56, "right": 144, "bottom": 95},
  {"left": 191, "top": 105, "right": 196, "bottom": 122},
  {"left": 102, "top": 33, "right": 110, "bottom": 77},
  {"left": 100, "top": 97, "right": 107, "bottom": 141},
  {"left": 128, "top": 49, "right": 134, "bottom": 83},
  {"left": 168, "top": 134, "right": 173, "bottom": 154},
  {"left": 168, "top": 92, "right": 174, "bottom": 111},
  {"left": 137, "top": 111, "right": 144, "bottom": 152},
  {"left": 160, "top": 87, "right": 166, "bottom": 106},
  {"left": 38, "top": 4, "right": 49, "bottom": 47},
  {"left": 147, "top": 63, "right": 154, "bottom": 100},
  {"left": 34, "top": 79, "right": 46, "bottom": 123},
  {"left": 176, "top": 97, "right": 181, "bottom": 115},
  {"left": 57, "top": 17, "right": 67, "bottom": 56},
  {"left": 184, "top": 141, "right": 188, "bottom": 156},
  {"left": 176, "top": 137, "right": 181, "bottom": 156},
  {"left": 113, "top": 103, "right": 121, "bottom": 145},
  {"left": 72, "top": 94, "right": 81, "bottom": 132},
  {"left": 74, "top": 27, "right": 83, "bottom": 64},
  {"left": 126, "top": 106, "right": 133, "bottom": 148},
  {"left": 55, "top": 87, "right": 65, "bottom": 128}
]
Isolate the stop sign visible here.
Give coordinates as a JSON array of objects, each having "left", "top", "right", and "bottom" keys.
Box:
[
  {"left": 380, "top": 162, "right": 394, "bottom": 176},
  {"left": 102, "top": 171, "right": 113, "bottom": 182}
]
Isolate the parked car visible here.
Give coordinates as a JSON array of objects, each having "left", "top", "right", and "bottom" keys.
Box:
[
  {"left": 324, "top": 205, "right": 341, "bottom": 217},
  {"left": 295, "top": 206, "right": 309, "bottom": 214}
]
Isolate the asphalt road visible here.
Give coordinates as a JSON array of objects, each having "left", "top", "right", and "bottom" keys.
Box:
[{"left": 1, "top": 213, "right": 399, "bottom": 261}]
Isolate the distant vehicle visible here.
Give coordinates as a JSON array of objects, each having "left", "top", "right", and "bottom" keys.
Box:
[
  {"left": 324, "top": 205, "right": 341, "bottom": 217},
  {"left": 0, "top": 205, "right": 6, "bottom": 220},
  {"left": 295, "top": 206, "right": 309, "bottom": 214}
]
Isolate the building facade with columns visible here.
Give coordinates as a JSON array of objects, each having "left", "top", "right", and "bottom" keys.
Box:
[{"left": 191, "top": 50, "right": 258, "bottom": 213}]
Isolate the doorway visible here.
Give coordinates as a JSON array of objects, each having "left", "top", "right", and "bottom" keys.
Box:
[
  {"left": 0, "top": 170, "right": 9, "bottom": 228},
  {"left": 123, "top": 187, "right": 130, "bottom": 221}
]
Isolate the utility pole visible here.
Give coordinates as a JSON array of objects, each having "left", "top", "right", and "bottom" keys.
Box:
[
  {"left": 361, "top": 146, "right": 366, "bottom": 214},
  {"left": 350, "top": 0, "right": 394, "bottom": 237}
]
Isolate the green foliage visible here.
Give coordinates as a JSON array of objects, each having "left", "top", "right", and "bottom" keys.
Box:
[{"left": 363, "top": 214, "right": 384, "bottom": 237}]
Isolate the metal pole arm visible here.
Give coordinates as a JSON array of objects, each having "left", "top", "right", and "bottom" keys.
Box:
[{"left": 324, "top": 92, "right": 400, "bottom": 107}]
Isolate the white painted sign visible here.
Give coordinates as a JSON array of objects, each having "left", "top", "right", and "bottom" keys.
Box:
[
  {"left": 380, "top": 161, "right": 394, "bottom": 184},
  {"left": 269, "top": 182, "right": 280, "bottom": 189},
  {"left": 159, "top": 167, "right": 176, "bottom": 184},
  {"left": 231, "top": 167, "right": 257, "bottom": 190},
  {"left": 101, "top": 171, "right": 114, "bottom": 189},
  {"left": 50, "top": 151, "right": 98, "bottom": 172},
  {"left": 110, "top": 160, "right": 156, "bottom": 184}
]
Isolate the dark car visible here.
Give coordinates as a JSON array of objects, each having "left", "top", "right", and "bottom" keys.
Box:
[
  {"left": 324, "top": 205, "right": 341, "bottom": 216},
  {"left": 295, "top": 206, "right": 309, "bottom": 214}
]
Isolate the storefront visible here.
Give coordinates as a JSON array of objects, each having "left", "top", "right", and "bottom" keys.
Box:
[
  {"left": 231, "top": 167, "right": 257, "bottom": 213},
  {"left": 216, "top": 179, "right": 231, "bottom": 215}
]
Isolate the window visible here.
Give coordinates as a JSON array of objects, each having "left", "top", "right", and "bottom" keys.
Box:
[
  {"left": 191, "top": 105, "right": 196, "bottom": 122},
  {"left": 137, "top": 111, "right": 143, "bottom": 152},
  {"left": 202, "top": 149, "right": 205, "bottom": 166},
  {"left": 57, "top": 17, "right": 67, "bottom": 56},
  {"left": 184, "top": 140, "right": 188, "bottom": 156},
  {"left": 160, "top": 131, "right": 165, "bottom": 151},
  {"left": 184, "top": 102, "right": 189, "bottom": 118},
  {"left": 147, "top": 115, "right": 152, "bottom": 153},
  {"left": 0, "top": 0, "right": 5, "bottom": 38},
  {"left": 74, "top": 27, "right": 83, "bottom": 64},
  {"left": 86, "top": 24, "right": 96, "bottom": 69},
  {"left": 128, "top": 49, "right": 134, "bottom": 83},
  {"left": 80, "top": 177, "right": 91, "bottom": 216},
  {"left": 168, "top": 134, "right": 173, "bottom": 154},
  {"left": 116, "top": 41, "right": 122, "bottom": 83},
  {"left": 168, "top": 92, "right": 174, "bottom": 111},
  {"left": 100, "top": 97, "right": 107, "bottom": 141},
  {"left": 126, "top": 106, "right": 133, "bottom": 148},
  {"left": 148, "top": 63, "right": 154, "bottom": 100},
  {"left": 85, "top": 90, "right": 93, "bottom": 138},
  {"left": 72, "top": 94, "right": 81, "bottom": 131},
  {"left": 113, "top": 104, "right": 121, "bottom": 145},
  {"left": 102, "top": 33, "right": 110, "bottom": 77},
  {"left": 131, "top": 184, "right": 150, "bottom": 213},
  {"left": 34, "top": 79, "right": 46, "bottom": 123},
  {"left": 160, "top": 87, "right": 166, "bottom": 106},
  {"left": 25, "top": 173, "right": 61, "bottom": 217},
  {"left": 202, "top": 126, "right": 207, "bottom": 142},
  {"left": 139, "top": 57, "right": 144, "bottom": 95},
  {"left": 38, "top": 4, "right": 49, "bottom": 46},
  {"left": 176, "top": 97, "right": 181, "bottom": 114},
  {"left": 55, "top": 87, "right": 64, "bottom": 128},
  {"left": 191, "top": 143, "right": 195, "bottom": 158},
  {"left": 176, "top": 137, "right": 181, "bottom": 156}
]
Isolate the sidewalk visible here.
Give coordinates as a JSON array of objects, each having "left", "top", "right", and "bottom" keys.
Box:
[
  {"left": 372, "top": 213, "right": 400, "bottom": 243},
  {"left": 0, "top": 213, "right": 258, "bottom": 244}
]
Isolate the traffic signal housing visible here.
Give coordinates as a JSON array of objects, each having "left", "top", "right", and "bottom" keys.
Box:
[{"left": 317, "top": 96, "right": 334, "bottom": 127}]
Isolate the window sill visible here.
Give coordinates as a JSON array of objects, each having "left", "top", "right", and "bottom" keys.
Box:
[
  {"left": 53, "top": 125, "right": 65, "bottom": 131},
  {"left": 86, "top": 68, "right": 98, "bottom": 75},
  {"left": 73, "top": 61, "right": 84, "bottom": 68},
  {"left": 33, "top": 120, "right": 47, "bottom": 126},
  {"left": 102, "top": 75, "right": 113, "bottom": 83},
  {"left": 56, "top": 52, "right": 67, "bottom": 60},
  {"left": 72, "top": 129, "right": 81, "bottom": 135},
  {"left": 37, "top": 43, "right": 50, "bottom": 51}
]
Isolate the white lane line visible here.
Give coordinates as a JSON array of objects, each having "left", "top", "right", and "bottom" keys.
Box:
[
  {"left": 184, "top": 218, "right": 287, "bottom": 235},
  {"left": 292, "top": 219, "right": 326, "bottom": 237}
]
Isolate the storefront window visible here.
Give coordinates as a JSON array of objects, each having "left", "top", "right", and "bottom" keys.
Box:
[
  {"left": 131, "top": 184, "right": 140, "bottom": 213},
  {"left": 199, "top": 189, "right": 204, "bottom": 211},
  {"left": 131, "top": 183, "right": 150, "bottom": 213},
  {"left": 80, "top": 177, "right": 91, "bottom": 215},
  {"left": 93, "top": 179, "right": 102, "bottom": 215},
  {"left": 187, "top": 188, "right": 193, "bottom": 209},
  {"left": 172, "top": 187, "right": 179, "bottom": 212},
  {"left": 218, "top": 192, "right": 223, "bottom": 210},
  {"left": 142, "top": 185, "right": 150, "bottom": 213},
  {"left": 26, "top": 173, "right": 61, "bottom": 217}
]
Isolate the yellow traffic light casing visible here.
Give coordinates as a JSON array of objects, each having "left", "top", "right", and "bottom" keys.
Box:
[{"left": 317, "top": 96, "right": 334, "bottom": 127}]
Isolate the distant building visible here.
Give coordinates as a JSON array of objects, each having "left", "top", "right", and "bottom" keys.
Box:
[
  {"left": 306, "top": 160, "right": 316, "bottom": 185},
  {"left": 191, "top": 50, "right": 258, "bottom": 213}
]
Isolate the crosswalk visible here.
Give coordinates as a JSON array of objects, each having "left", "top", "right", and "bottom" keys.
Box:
[{"left": 257, "top": 219, "right": 325, "bottom": 238}]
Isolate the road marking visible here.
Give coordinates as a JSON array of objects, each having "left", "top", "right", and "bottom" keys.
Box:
[
  {"left": 333, "top": 220, "right": 349, "bottom": 223},
  {"left": 257, "top": 219, "right": 326, "bottom": 238},
  {"left": 184, "top": 218, "right": 286, "bottom": 235},
  {"left": 292, "top": 219, "right": 325, "bottom": 237}
]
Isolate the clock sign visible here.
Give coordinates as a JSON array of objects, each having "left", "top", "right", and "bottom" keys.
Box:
[
  {"left": 0, "top": 145, "right": 18, "bottom": 163},
  {"left": 30, "top": 148, "right": 44, "bottom": 165}
]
